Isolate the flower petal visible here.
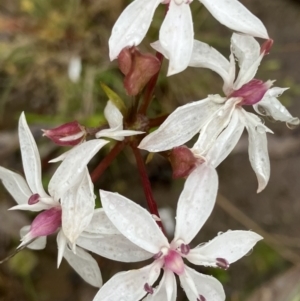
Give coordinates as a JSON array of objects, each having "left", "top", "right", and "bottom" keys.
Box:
[
  {"left": 139, "top": 98, "right": 221, "bottom": 152},
  {"left": 77, "top": 233, "right": 153, "bottom": 262},
  {"left": 18, "top": 112, "right": 48, "bottom": 197},
  {"left": 108, "top": 0, "right": 161, "bottom": 60},
  {"left": 173, "top": 164, "right": 218, "bottom": 244},
  {"left": 205, "top": 109, "right": 244, "bottom": 168},
  {"left": 104, "top": 100, "right": 123, "bottom": 130},
  {"left": 187, "top": 230, "right": 263, "bottom": 266},
  {"left": 93, "top": 261, "right": 161, "bottom": 301},
  {"left": 57, "top": 230, "right": 67, "bottom": 268},
  {"left": 240, "top": 111, "right": 271, "bottom": 193},
  {"left": 179, "top": 265, "right": 225, "bottom": 301},
  {"left": 96, "top": 129, "right": 144, "bottom": 141},
  {"left": 254, "top": 87, "right": 300, "bottom": 126},
  {"left": 63, "top": 245, "right": 102, "bottom": 288},
  {"left": 48, "top": 139, "right": 108, "bottom": 200},
  {"left": 144, "top": 269, "right": 176, "bottom": 301},
  {"left": 100, "top": 190, "right": 169, "bottom": 254},
  {"left": 0, "top": 167, "right": 32, "bottom": 205},
  {"left": 200, "top": 0, "right": 268, "bottom": 39},
  {"left": 159, "top": 1, "right": 193, "bottom": 75},
  {"left": 61, "top": 169, "right": 95, "bottom": 245},
  {"left": 20, "top": 225, "right": 47, "bottom": 250}
]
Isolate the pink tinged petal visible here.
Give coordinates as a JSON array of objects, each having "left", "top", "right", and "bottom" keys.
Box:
[
  {"left": 205, "top": 110, "right": 244, "bottom": 168},
  {"left": 187, "top": 230, "right": 263, "bottom": 267},
  {"left": 240, "top": 111, "right": 271, "bottom": 193},
  {"left": 179, "top": 265, "right": 225, "bottom": 301},
  {"left": 61, "top": 170, "right": 95, "bottom": 245},
  {"left": 159, "top": 1, "right": 193, "bottom": 75},
  {"left": 57, "top": 230, "right": 67, "bottom": 268},
  {"left": 20, "top": 225, "right": 47, "bottom": 250},
  {"left": 48, "top": 139, "right": 108, "bottom": 200},
  {"left": 254, "top": 87, "right": 300, "bottom": 126},
  {"left": 108, "top": 0, "right": 161, "bottom": 60},
  {"left": 63, "top": 246, "right": 102, "bottom": 288},
  {"left": 139, "top": 98, "right": 221, "bottom": 152},
  {"left": 199, "top": 0, "right": 268, "bottom": 39},
  {"left": 164, "top": 249, "right": 185, "bottom": 275},
  {"left": 100, "top": 190, "right": 169, "bottom": 254},
  {"left": 18, "top": 112, "right": 48, "bottom": 198},
  {"left": 173, "top": 164, "right": 218, "bottom": 244},
  {"left": 82, "top": 208, "right": 120, "bottom": 235},
  {"left": 93, "top": 261, "right": 162, "bottom": 301},
  {"left": 77, "top": 233, "right": 153, "bottom": 262},
  {"left": 144, "top": 269, "right": 177, "bottom": 301},
  {"left": 188, "top": 40, "right": 231, "bottom": 90},
  {"left": 0, "top": 166, "right": 31, "bottom": 205},
  {"left": 192, "top": 97, "right": 239, "bottom": 155}
]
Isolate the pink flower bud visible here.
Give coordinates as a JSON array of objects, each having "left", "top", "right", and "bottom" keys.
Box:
[
  {"left": 118, "top": 47, "right": 161, "bottom": 96},
  {"left": 42, "top": 121, "right": 86, "bottom": 146},
  {"left": 260, "top": 39, "right": 274, "bottom": 55},
  {"left": 29, "top": 207, "right": 62, "bottom": 239},
  {"left": 230, "top": 79, "right": 272, "bottom": 106},
  {"left": 169, "top": 146, "right": 197, "bottom": 179}
]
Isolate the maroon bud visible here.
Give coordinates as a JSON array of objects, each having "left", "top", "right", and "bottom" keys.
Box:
[
  {"left": 118, "top": 47, "right": 161, "bottom": 96},
  {"left": 169, "top": 146, "right": 197, "bottom": 179},
  {"left": 29, "top": 207, "right": 62, "bottom": 238},
  {"left": 260, "top": 39, "right": 274, "bottom": 55},
  {"left": 28, "top": 193, "right": 40, "bottom": 205},
  {"left": 42, "top": 121, "right": 86, "bottom": 146},
  {"left": 216, "top": 257, "right": 230, "bottom": 270},
  {"left": 230, "top": 79, "right": 271, "bottom": 106},
  {"left": 180, "top": 243, "right": 190, "bottom": 255},
  {"left": 144, "top": 283, "right": 154, "bottom": 294}
]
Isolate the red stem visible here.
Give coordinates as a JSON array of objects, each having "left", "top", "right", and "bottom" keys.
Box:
[
  {"left": 91, "top": 141, "right": 126, "bottom": 183},
  {"left": 131, "top": 145, "right": 165, "bottom": 233}
]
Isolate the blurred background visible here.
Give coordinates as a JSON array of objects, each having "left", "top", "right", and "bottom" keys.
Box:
[{"left": 0, "top": 0, "right": 300, "bottom": 300}]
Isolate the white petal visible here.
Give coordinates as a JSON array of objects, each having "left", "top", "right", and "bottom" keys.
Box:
[
  {"left": 200, "top": 0, "right": 268, "bottom": 39},
  {"left": 18, "top": 112, "right": 48, "bottom": 197},
  {"left": 174, "top": 164, "right": 218, "bottom": 244},
  {"left": 57, "top": 230, "right": 67, "bottom": 268},
  {"left": 108, "top": 0, "right": 161, "bottom": 60},
  {"left": 139, "top": 98, "right": 221, "bottom": 152},
  {"left": 63, "top": 245, "right": 102, "bottom": 287},
  {"left": 48, "top": 139, "right": 108, "bottom": 200},
  {"left": 179, "top": 265, "right": 225, "bottom": 301},
  {"left": 93, "top": 261, "right": 161, "bottom": 301},
  {"left": 9, "top": 202, "right": 53, "bottom": 212},
  {"left": 0, "top": 167, "right": 32, "bottom": 205},
  {"left": 96, "top": 129, "right": 144, "bottom": 141},
  {"left": 20, "top": 225, "right": 47, "bottom": 250},
  {"left": 192, "top": 97, "right": 238, "bottom": 155},
  {"left": 61, "top": 170, "right": 95, "bottom": 245},
  {"left": 104, "top": 100, "right": 123, "bottom": 130},
  {"left": 159, "top": 1, "right": 193, "bottom": 75},
  {"left": 240, "top": 111, "right": 271, "bottom": 193},
  {"left": 100, "top": 190, "right": 169, "bottom": 254},
  {"left": 187, "top": 230, "right": 263, "bottom": 266},
  {"left": 144, "top": 269, "right": 176, "bottom": 301},
  {"left": 82, "top": 208, "right": 120, "bottom": 235},
  {"left": 205, "top": 110, "right": 244, "bottom": 168},
  {"left": 77, "top": 234, "right": 152, "bottom": 262},
  {"left": 254, "top": 87, "right": 300, "bottom": 126}
]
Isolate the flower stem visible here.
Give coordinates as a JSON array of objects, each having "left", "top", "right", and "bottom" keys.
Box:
[
  {"left": 149, "top": 114, "right": 169, "bottom": 128},
  {"left": 131, "top": 145, "right": 165, "bottom": 232},
  {"left": 91, "top": 141, "right": 126, "bottom": 183}
]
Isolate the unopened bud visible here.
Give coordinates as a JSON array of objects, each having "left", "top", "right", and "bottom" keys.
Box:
[
  {"left": 230, "top": 79, "right": 272, "bottom": 106},
  {"left": 260, "top": 39, "right": 273, "bottom": 55},
  {"left": 118, "top": 47, "right": 161, "bottom": 96},
  {"left": 42, "top": 121, "right": 86, "bottom": 146},
  {"left": 169, "top": 146, "right": 197, "bottom": 179}
]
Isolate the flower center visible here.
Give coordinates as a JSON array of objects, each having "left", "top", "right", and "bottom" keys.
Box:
[{"left": 163, "top": 249, "right": 185, "bottom": 275}]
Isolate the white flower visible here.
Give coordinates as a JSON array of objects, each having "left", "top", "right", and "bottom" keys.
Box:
[
  {"left": 0, "top": 113, "right": 109, "bottom": 286},
  {"left": 93, "top": 175, "right": 262, "bottom": 301},
  {"left": 140, "top": 33, "right": 299, "bottom": 192},
  {"left": 109, "top": 0, "right": 268, "bottom": 76}
]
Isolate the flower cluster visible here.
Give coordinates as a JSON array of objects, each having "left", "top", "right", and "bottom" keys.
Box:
[{"left": 0, "top": 1, "right": 298, "bottom": 301}]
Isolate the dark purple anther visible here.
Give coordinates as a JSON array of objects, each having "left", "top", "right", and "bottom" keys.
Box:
[
  {"left": 28, "top": 193, "right": 40, "bottom": 205},
  {"left": 197, "top": 295, "right": 206, "bottom": 301},
  {"left": 144, "top": 283, "right": 154, "bottom": 294},
  {"left": 260, "top": 39, "right": 274, "bottom": 55},
  {"left": 153, "top": 251, "right": 163, "bottom": 260},
  {"left": 216, "top": 257, "right": 230, "bottom": 270},
  {"left": 230, "top": 79, "right": 271, "bottom": 106},
  {"left": 180, "top": 243, "right": 190, "bottom": 255},
  {"left": 29, "top": 207, "right": 62, "bottom": 239}
]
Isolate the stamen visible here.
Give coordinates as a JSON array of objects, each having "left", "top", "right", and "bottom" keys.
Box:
[
  {"left": 144, "top": 283, "right": 154, "bottom": 294},
  {"left": 197, "top": 295, "right": 206, "bottom": 301},
  {"left": 153, "top": 251, "right": 163, "bottom": 260},
  {"left": 180, "top": 243, "right": 190, "bottom": 255},
  {"left": 216, "top": 258, "right": 230, "bottom": 270},
  {"left": 28, "top": 193, "right": 40, "bottom": 205}
]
